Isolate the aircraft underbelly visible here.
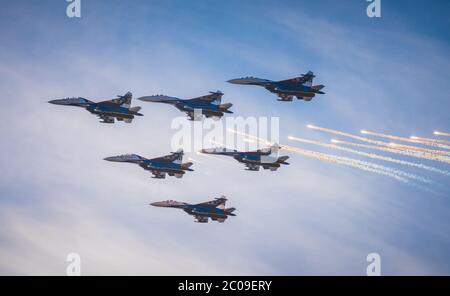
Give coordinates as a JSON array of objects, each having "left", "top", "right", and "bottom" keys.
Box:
[
  {"left": 148, "top": 166, "right": 184, "bottom": 174},
  {"left": 89, "top": 109, "right": 133, "bottom": 118}
]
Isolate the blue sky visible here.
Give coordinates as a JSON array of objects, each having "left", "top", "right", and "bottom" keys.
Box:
[{"left": 0, "top": 0, "right": 449, "bottom": 275}]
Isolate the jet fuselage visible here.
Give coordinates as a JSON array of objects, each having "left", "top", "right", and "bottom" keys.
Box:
[
  {"left": 139, "top": 160, "right": 188, "bottom": 175},
  {"left": 265, "top": 82, "right": 318, "bottom": 98},
  {"left": 86, "top": 102, "right": 142, "bottom": 119},
  {"left": 183, "top": 204, "right": 230, "bottom": 219}
]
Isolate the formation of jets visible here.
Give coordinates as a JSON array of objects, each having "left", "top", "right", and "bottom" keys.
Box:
[{"left": 49, "top": 71, "right": 325, "bottom": 223}]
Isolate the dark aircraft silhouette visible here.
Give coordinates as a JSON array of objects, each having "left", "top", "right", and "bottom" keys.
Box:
[
  {"left": 104, "top": 149, "right": 193, "bottom": 179},
  {"left": 200, "top": 143, "right": 289, "bottom": 171},
  {"left": 49, "top": 92, "right": 143, "bottom": 123},
  {"left": 138, "top": 91, "right": 232, "bottom": 120},
  {"left": 151, "top": 196, "right": 236, "bottom": 223},
  {"left": 228, "top": 71, "right": 325, "bottom": 101}
]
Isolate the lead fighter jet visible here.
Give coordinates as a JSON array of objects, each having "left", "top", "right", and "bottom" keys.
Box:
[
  {"left": 138, "top": 91, "right": 233, "bottom": 120},
  {"left": 151, "top": 196, "right": 236, "bottom": 223},
  {"left": 200, "top": 143, "right": 289, "bottom": 171},
  {"left": 104, "top": 149, "right": 193, "bottom": 179},
  {"left": 48, "top": 92, "right": 143, "bottom": 123},
  {"left": 227, "top": 71, "right": 325, "bottom": 102}
]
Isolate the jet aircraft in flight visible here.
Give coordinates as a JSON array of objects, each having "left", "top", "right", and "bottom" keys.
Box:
[
  {"left": 150, "top": 196, "right": 236, "bottom": 223},
  {"left": 49, "top": 92, "right": 142, "bottom": 123},
  {"left": 200, "top": 144, "right": 289, "bottom": 171},
  {"left": 228, "top": 71, "right": 325, "bottom": 101},
  {"left": 104, "top": 149, "right": 193, "bottom": 179},
  {"left": 138, "top": 91, "right": 232, "bottom": 120}
]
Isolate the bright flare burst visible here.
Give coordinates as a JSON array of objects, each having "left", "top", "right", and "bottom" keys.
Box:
[
  {"left": 333, "top": 139, "right": 450, "bottom": 165},
  {"left": 361, "top": 130, "right": 450, "bottom": 150},
  {"left": 308, "top": 125, "right": 450, "bottom": 163},
  {"left": 434, "top": 131, "right": 450, "bottom": 137},
  {"left": 228, "top": 129, "right": 418, "bottom": 185},
  {"left": 410, "top": 136, "right": 450, "bottom": 145},
  {"left": 288, "top": 136, "right": 434, "bottom": 183}
]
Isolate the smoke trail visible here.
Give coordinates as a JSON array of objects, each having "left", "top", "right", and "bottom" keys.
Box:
[
  {"left": 227, "top": 129, "right": 415, "bottom": 185},
  {"left": 307, "top": 125, "right": 450, "bottom": 163},
  {"left": 282, "top": 145, "right": 411, "bottom": 184},
  {"left": 410, "top": 136, "right": 450, "bottom": 145},
  {"left": 288, "top": 136, "right": 433, "bottom": 184},
  {"left": 387, "top": 142, "right": 450, "bottom": 156},
  {"left": 331, "top": 139, "right": 450, "bottom": 176},
  {"left": 434, "top": 131, "right": 450, "bottom": 137},
  {"left": 361, "top": 130, "right": 450, "bottom": 150},
  {"left": 307, "top": 125, "right": 391, "bottom": 146},
  {"left": 333, "top": 139, "right": 450, "bottom": 164}
]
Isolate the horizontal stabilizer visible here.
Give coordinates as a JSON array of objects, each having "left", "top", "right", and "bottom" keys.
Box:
[
  {"left": 277, "top": 155, "right": 290, "bottom": 164},
  {"left": 311, "top": 84, "right": 325, "bottom": 94},
  {"left": 225, "top": 207, "right": 236, "bottom": 216},
  {"left": 219, "top": 103, "right": 233, "bottom": 110},
  {"left": 181, "top": 162, "right": 194, "bottom": 171},
  {"left": 129, "top": 106, "right": 142, "bottom": 113}
]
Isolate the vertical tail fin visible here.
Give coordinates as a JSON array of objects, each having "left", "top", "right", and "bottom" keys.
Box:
[
  {"left": 172, "top": 149, "right": 184, "bottom": 164},
  {"left": 209, "top": 91, "right": 224, "bottom": 105},
  {"left": 117, "top": 91, "right": 133, "bottom": 109},
  {"left": 303, "top": 71, "right": 314, "bottom": 87},
  {"left": 270, "top": 143, "right": 280, "bottom": 155}
]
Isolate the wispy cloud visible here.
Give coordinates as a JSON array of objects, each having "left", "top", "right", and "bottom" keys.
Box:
[{"left": 0, "top": 0, "right": 449, "bottom": 275}]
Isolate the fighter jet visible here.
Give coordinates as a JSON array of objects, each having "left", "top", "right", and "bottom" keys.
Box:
[
  {"left": 150, "top": 196, "right": 236, "bottom": 223},
  {"left": 104, "top": 149, "right": 193, "bottom": 179},
  {"left": 138, "top": 91, "right": 233, "bottom": 120},
  {"left": 48, "top": 92, "right": 143, "bottom": 123},
  {"left": 227, "top": 71, "right": 325, "bottom": 101},
  {"left": 200, "top": 143, "right": 289, "bottom": 171}
]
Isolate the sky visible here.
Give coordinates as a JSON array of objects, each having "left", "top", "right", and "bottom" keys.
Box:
[{"left": 0, "top": 0, "right": 449, "bottom": 275}]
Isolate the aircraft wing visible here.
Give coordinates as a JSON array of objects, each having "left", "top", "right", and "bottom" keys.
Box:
[
  {"left": 195, "top": 197, "right": 227, "bottom": 208},
  {"left": 194, "top": 215, "right": 209, "bottom": 223},
  {"left": 99, "top": 92, "right": 132, "bottom": 106},
  {"left": 190, "top": 91, "right": 223, "bottom": 105},
  {"left": 150, "top": 150, "right": 183, "bottom": 163},
  {"left": 277, "top": 71, "right": 315, "bottom": 86}
]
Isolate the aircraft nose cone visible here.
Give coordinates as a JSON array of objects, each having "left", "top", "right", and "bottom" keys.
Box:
[
  {"left": 103, "top": 156, "right": 116, "bottom": 162},
  {"left": 48, "top": 99, "right": 59, "bottom": 105},
  {"left": 150, "top": 201, "right": 167, "bottom": 207},
  {"left": 227, "top": 79, "right": 240, "bottom": 84}
]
